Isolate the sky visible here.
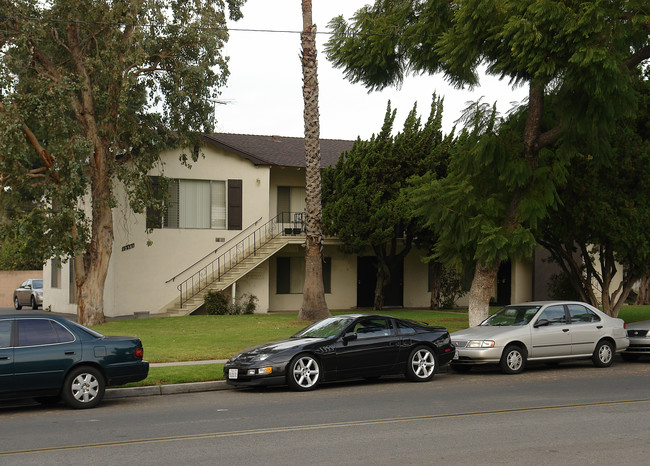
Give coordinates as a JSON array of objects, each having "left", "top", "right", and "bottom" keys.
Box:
[{"left": 216, "top": 0, "right": 528, "bottom": 141}]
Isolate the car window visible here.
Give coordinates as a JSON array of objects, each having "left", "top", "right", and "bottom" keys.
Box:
[
  {"left": 32, "top": 279, "right": 43, "bottom": 289},
  {"left": 17, "top": 319, "right": 72, "bottom": 346},
  {"left": 352, "top": 318, "right": 393, "bottom": 338},
  {"left": 69, "top": 321, "right": 105, "bottom": 339},
  {"left": 481, "top": 306, "right": 540, "bottom": 326},
  {"left": 51, "top": 321, "right": 75, "bottom": 342},
  {"left": 568, "top": 304, "right": 601, "bottom": 323},
  {"left": 537, "top": 305, "right": 567, "bottom": 325},
  {"left": 396, "top": 320, "right": 416, "bottom": 335},
  {"left": 0, "top": 320, "right": 12, "bottom": 348}
]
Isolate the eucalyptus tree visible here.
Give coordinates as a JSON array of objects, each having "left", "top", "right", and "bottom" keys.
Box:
[
  {"left": 326, "top": 0, "right": 649, "bottom": 325},
  {"left": 298, "top": 0, "right": 330, "bottom": 321},
  {"left": 0, "top": 0, "right": 245, "bottom": 325}
]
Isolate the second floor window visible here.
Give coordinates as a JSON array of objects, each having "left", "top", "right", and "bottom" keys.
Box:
[{"left": 148, "top": 178, "right": 227, "bottom": 229}]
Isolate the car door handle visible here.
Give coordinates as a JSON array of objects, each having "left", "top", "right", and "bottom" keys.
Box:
[
  {"left": 562, "top": 328, "right": 570, "bottom": 332},
  {"left": 0, "top": 356, "right": 9, "bottom": 360},
  {"left": 65, "top": 351, "right": 76, "bottom": 355},
  {"left": 597, "top": 326, "right": 603, "bottom": 329}
]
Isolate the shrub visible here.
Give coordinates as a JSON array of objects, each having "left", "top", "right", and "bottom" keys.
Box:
[{"left": 204, "top": 290, "right": 258, "bottom": 315}]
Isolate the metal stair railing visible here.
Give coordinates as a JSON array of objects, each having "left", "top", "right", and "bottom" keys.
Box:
[{"left": 176, "top": 212, "right": 304, "bottom": 308}]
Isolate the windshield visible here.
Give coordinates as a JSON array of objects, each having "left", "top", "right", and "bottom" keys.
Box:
[
  {"left": 32, "top": 279, "right": 43, "bottom": 289},
  {"left": 480, "top": 306, "right": 541, "bottom": 327},
  {"left": 292, "top": 317, "right": 355, "bottom": 338}
]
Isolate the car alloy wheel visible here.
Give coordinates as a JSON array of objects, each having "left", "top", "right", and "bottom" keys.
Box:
[
  {"left": 500, "top": 345, "right": 526, "bottom": 374},
  {"left": 14, "top": 296, "right": 22, "bottom": 310},
  {"left": 62, "top": 366, "right": 106, "bottom": 409},
  {"left": 287, "top": 354, "right": 320, "bottom": 391},
  {"left": 406, "top": 346, "right": 437, "bottom": 382},
  {"left": 592, "top": 340, "right": 614, "bottom": 367}
]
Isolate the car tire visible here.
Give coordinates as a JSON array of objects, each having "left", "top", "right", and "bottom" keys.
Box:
[
  {"left": 500, "top": 344, "right": 527, "bottom": 374},
  {"left": 450, "top": 363, "right": 472, "bottom": 373},
  {"left": 592, "top": 340, "right": 614, "bottom": 367},
  {"left": 31, "top": 296, "right": 38, "bottom": 310},
  {"left": 287, "top": 354, "right": 321, "bottom": 391},
  {"left": 406, "top": 346, "right": 437, "bottom": 382},
  {"left": 61, "top": 366, "right": 106, "bottom": 409},
  {"left": 13, "top": 296, "right": 22, "bottom": 310},
  {"left": 621, "top": 353, "right": 640, "bottom": 362}
]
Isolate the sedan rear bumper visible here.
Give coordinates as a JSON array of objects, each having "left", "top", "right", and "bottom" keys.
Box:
[{"left": 106, "top": 360, "right": 150, "bottom": 386}]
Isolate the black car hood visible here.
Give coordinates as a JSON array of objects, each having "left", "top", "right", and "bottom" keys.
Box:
[{"left": 230, "top": 337, "right": 325, "bottom": 362}]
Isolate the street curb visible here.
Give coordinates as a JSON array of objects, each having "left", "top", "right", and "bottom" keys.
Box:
[{"left": 105, "top": 380, "right": 231, "bottom": 399}]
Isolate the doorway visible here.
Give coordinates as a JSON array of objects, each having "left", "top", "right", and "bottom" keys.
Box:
[{"left": 356, "top": 257, "right": 404, "bottom": 308}]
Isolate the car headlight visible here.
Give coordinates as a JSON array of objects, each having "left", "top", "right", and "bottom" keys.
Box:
[
  {"left": 467, "top": 340, "right": 495, "bottom": 348},
  {"left": 247, "top": 367, "right": 272, "bottom": 376}
]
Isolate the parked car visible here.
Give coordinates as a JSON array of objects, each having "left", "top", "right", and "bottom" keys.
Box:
[
  {"left": 13, "top": 278, "right": 43, "bottom": 310},
  {"left": 622, "top": 320, "right": 650, "bottom": 361},
  {"left": 450, "top": 301, "right": 629, "bottom": 374},
  {"left": 0, "top": 315, "right": 149, "bottom": 408},
  {"left": 224, "top": 314, "right": 455, "bottom": 390}
]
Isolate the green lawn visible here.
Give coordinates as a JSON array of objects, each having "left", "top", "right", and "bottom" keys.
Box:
[{"left": 93, "top": 306, "right": 650, "bottom": 387}]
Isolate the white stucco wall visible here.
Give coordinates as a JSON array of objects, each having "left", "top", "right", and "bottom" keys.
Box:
[
  {"left": 44, "top": 144, "right": 272, "bottom": 317},
  {"left": 106, "top": 145, "right": 271, "bottom": 317}
]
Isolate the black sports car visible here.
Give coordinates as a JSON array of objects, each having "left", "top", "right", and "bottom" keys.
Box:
[{"left": 224, "top": 314, "right": 455, "bottom": 390}]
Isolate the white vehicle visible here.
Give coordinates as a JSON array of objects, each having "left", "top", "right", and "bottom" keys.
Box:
[
  {"left": 622, "top": 320, "right": 650, "bottom": 361},
  {"left": 451, "top": 301, "right": 629, "bottom": 374}
]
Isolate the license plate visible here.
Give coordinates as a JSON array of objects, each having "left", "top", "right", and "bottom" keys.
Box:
[{"left": 229, "top": 368, "right": 238, "bottom": 380}]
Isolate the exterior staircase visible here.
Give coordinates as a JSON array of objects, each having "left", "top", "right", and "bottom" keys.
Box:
[{"left": 157, "top": 213, "right": 305, "bottom": 316}]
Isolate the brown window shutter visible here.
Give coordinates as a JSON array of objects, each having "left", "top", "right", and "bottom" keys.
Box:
[{"left": 228, "top": 179, "right": 242, "bottom": 230}]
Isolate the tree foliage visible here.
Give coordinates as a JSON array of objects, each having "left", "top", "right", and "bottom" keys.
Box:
[
  {"left": 408, "top": 102, "right": 569, "bottom": 271},
  {"left": 326, "top": 0, "right": 649, "bottom": 325},
  {"left": 0, "top": 0, "right": 245, "bottom": 324},
  {"left": 537, "top": 74, "right": 650, "bottom": 316},
  {"left": 323, "top": 96, "right": 453, "bottom": 309}
]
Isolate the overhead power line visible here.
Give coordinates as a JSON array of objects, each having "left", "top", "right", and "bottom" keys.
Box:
[{"left": 0, "top": 15, "right": 337, "bottom": 35}]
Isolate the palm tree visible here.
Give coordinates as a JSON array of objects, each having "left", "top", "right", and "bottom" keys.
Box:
[{"left": 298, "top": 0, "right": 330, "bottom": 321}]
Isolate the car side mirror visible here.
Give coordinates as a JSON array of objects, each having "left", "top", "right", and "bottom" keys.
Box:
[
  {"left": 342, "top": 332, "right": 357, "bottom": 343},
  {"left": 534, "top": 319, "right": 550, "bottom": 328}
]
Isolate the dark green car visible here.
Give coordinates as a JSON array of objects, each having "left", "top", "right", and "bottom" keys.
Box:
[{"left": 0, "top": 315, "right": 149, "bottom": 408}]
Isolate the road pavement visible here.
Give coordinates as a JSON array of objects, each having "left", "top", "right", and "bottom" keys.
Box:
[{"left": 2, "top": 358, "right": 649, "bottom": 465}]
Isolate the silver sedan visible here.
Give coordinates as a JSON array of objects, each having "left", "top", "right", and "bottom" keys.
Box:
[
  {"left": 450, "top": 301, "right": 629, "bottom": 374},
  {"left": 622, "top": 320, "right": 650, "bottom": 361},
  {"left": 13, "top": 278, "right": 44, "bottom": 310}
]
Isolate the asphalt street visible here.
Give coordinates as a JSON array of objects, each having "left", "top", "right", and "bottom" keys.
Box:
[{"left": 2, "top": 358, "right": 649, "bottom": 465}]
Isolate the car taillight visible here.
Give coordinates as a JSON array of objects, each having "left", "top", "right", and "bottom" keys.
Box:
[{"left": 135, "top": 348, "right": 144, "bottom": 358}]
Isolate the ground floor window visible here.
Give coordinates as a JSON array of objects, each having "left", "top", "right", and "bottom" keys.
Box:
[
  {"left": 277, "top": 257, "right": 331, "bottom": 294},
  {"left": 51, "top": 258, "right": 61, "bottom": 288},
  {"left": 69, "top": 260, "right": 76, "bottom": 304}
]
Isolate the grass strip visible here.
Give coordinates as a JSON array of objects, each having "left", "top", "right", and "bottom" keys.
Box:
[{"left": 95, "top": 306, "right": 650, "bottom": 387}]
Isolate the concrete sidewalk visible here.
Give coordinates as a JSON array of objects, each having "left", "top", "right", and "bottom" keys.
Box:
[{"left": 105, "top": 359, "right": 231, "bottom": 400}]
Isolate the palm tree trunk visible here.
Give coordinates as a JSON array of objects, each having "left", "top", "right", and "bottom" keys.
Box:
[{"left": 298, "top": 0, "right": 329, "bottom": 321}]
